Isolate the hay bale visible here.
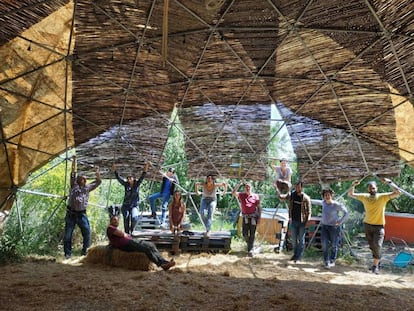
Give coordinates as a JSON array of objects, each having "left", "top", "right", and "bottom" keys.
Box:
[{"left": 83, "top": 245, "right": 153, "bottom": 271}]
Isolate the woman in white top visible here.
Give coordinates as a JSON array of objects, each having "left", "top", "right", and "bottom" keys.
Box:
[
  {"left": 271, "top": 158, "right": 292, "bottom": 195},
  {"left": 195, "top": 175, "right": 227, "bottom": 236}
]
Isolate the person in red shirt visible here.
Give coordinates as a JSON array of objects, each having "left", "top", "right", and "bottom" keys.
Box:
[
  {"left": 232, "top": 182, "right": 261, "bottom": 257},
  {"left": 106, "top": 215, "right": 175, "bottom": 270}
]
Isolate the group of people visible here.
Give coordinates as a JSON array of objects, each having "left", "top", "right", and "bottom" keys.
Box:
[
  {"left": 278, "top": 170, "right": 400, "bottom": 275},
  {"left": 64, "top": 155, "right": 401, "bottom": 275},
  {"left": 64, "top": 156, "right": 179, "bottom": 269},
  {"left": 234, "top": 158, "right": 400, "bottom": 275}
]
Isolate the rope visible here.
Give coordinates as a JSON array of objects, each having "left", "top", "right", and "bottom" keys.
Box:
[{"left": 162, "top": 0, "right": 169, "bottom": 67}]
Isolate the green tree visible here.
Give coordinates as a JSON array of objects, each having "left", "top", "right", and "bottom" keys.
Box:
[
  {"left": 392, "top": 164, "right": 414, "bottom": 213},
  {"left": 0, "top": 156, "right": 111, "bottom": 258},
  {"left": 1, "top": 158, "right": 69, "bottom": 257}
]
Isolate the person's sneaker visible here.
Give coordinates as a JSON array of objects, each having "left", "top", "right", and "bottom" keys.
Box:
[
  {"left": 290, "top": 255, "right": 296, "bottom": 261},
  {"left": 324, "top": 262, "right": 330, "bottom": 269},
  {"left": 329, "top": 261, "right": 335, "bottom": 268},
  {"left": 64, "top": 254, "right": 71, "bottom": 259},
  {"left": 373, "top": 265, "right": 380, "bottom": 274},
  {"left": 247, "top": 251, "right": 254, "bottom": 257},
  {"left": 161, "top": 260, "right": 175, "bottom": 271},
  {"left": 81, "top": 250, "right": 87, "bottom": 256}
]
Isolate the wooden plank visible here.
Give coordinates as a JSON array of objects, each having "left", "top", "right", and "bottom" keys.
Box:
[{"left": 132, "top": 230, "right": 231, "bottom": 253}]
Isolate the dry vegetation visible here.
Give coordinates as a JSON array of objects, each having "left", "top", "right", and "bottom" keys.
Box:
[{"left": 1, "top": 241, "right": 413, "bottom": 311}]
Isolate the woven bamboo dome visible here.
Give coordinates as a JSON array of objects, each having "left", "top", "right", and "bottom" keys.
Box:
[
  {"left": 179, "top": 103, "right": 271, "bottom": 181},
  {"left": 1, "top": 0, "right": 414, "bottom": 212}
]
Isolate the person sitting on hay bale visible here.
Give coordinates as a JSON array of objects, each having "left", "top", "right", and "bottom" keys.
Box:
[{"left": 107, "top": 214, "right": 175, "bottom": 271}]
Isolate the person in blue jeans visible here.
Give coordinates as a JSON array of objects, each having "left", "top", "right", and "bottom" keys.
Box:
[
  {"left": 195, "top": 175, "right": 227, "bottom": 236},
  {"left": 64, "top": 155, "right": 101, "bottom": 259},
  {"left": 320, "top": 188, "right": 349, "bottom": 269},
  {"left": 113, "top": 161, "right": 150, "bottom": 234},
  {"left": 149, "top": 167, "right": 179, "bottom": 225},
  {"left": 281, "top": 181, "right": 311, "bottom": 262}
]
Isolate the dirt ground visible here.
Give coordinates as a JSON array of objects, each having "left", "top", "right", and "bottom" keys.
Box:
[{"left": 1, "top": 239, "right": 414, "bottom": 311}]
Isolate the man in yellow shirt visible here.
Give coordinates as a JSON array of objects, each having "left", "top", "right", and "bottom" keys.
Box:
[{"left": 348, "top": 179, "right": 400, "bottom": 274}]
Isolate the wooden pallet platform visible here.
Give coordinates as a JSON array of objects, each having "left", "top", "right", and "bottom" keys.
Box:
[
  {"left": 136, "top": 213, "right": 162, "bottom": 230},
  {"left": 131, "top": 230, "right": 232, "bottom": 253}
]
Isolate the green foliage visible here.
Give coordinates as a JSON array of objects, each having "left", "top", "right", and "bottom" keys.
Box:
[
  {"left": 0, "top": 223, "right": 23, "bottom": 265},
  {"left": 163, "top": 110, "right": 188, "bottom": 188},
  {"left": 303, "top": 246, "right": 322, "bottom": 258},
  {"left": 300, "top": 165, "right": 414, "bottom": 238},
  {"left": 7, "top": 159, "right": 70, "bottom": 256},
  {"left": 4, "top": 106, "right": 414, "bottom": 262},
  {"left": 305, "top": 164, "right": 414, "bottom": 217},
  {"left": 391, "top": 164, "right": 414, "bottom": 213},
  {"left": 2, "top": 157, "right": 112, "bottom": 258}
]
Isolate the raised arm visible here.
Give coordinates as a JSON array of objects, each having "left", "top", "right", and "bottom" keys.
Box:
[
  {"left": 347, "top": 180, "right": 359, "bottom": 198},
  {"left": 95, "top": 165, "right": 101, "bottom": 183},
  {"left": 70, "top": 155, "right": 77, "bottom": 187},
  {"left": 232, "top": 182, "right": 242, "bottom": 199},
  {"left": 195, "top": 182, "right": 203, "bottom": 195},
  {"left": 71, "top": 155, "right": 77, "bottom": 173},
  {"left": 112, "top": 163, "right": 126, "bottom": 185},
  {"left": 136, "top": 162, "right": 149, "bottom": 185},
  {"left": 382, "top": 178, "right": 401, "bottom": 199},
  {"left": 305, "top": 195, "right": 312, "bottom": 222},
  {"left": 87, "top": 165, "right": 102, "bottom": 191},
  {"left": 221, "top": 182, "right": 227, "bottom": 195}
]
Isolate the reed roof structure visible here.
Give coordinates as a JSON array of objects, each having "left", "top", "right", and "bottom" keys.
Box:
[{"left": 1, "top": 0, "right": 413, "bottom": 211}]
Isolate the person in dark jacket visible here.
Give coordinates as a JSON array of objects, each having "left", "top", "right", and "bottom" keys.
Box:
[
  {"left": 149, "top": 167, "right": 179, "bottom": 225},
  {"left": 281, "top": 181, "right": 312, "bottom": 262},
  {"left": 113, "top": 161, "right": 150, "bottom": 234}
]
